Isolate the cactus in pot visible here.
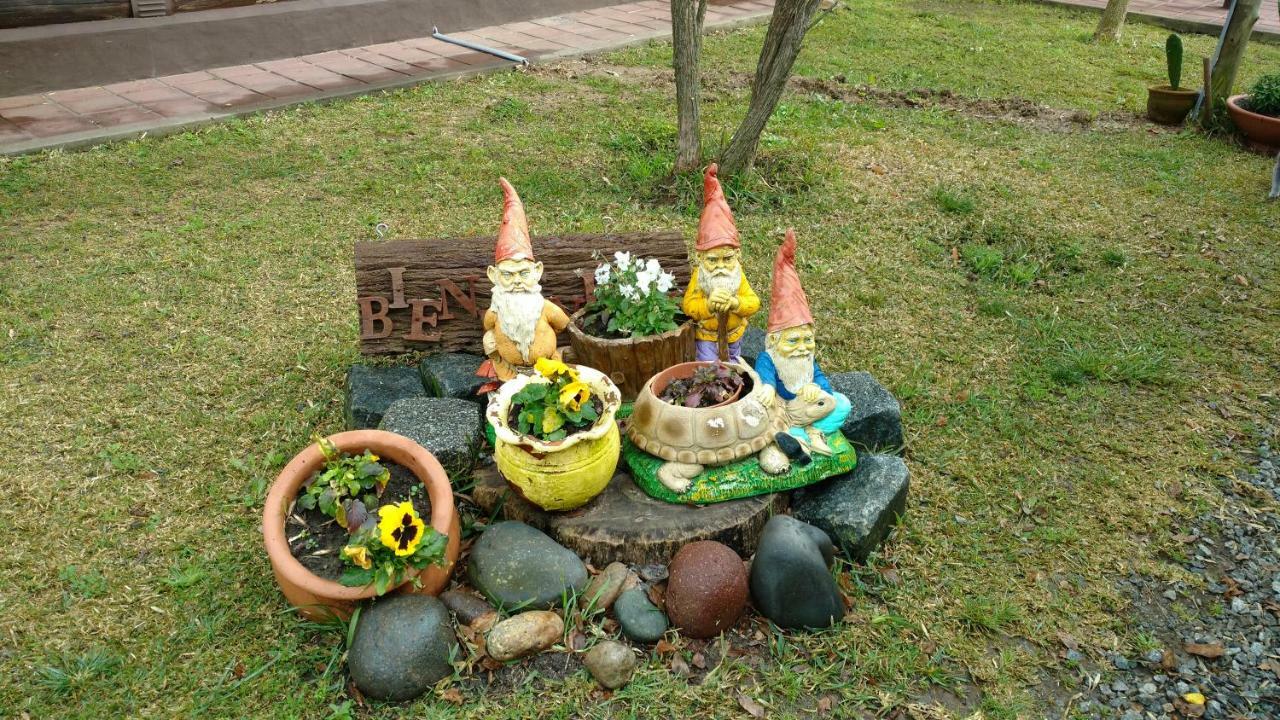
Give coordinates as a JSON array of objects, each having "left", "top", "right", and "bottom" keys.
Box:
[{"left": 1147, "top": 33, "right": 1198, "bottom": 125}]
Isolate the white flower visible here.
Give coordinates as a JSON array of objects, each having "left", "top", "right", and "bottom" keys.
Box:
[
  {"left": 635, "top": 268, "right": 657, "bottom": 294},
  {"left": 645, "top": 258, "right": 661, "bottom": 275},
  {"left": 656, "top": 271, "right": 674, "bottom": 293},
  {"left": 594, "top": 263, "right": 611, "bottom": 285},
  {"left": 613, "top": 251, "right": 632, "bottom": 271},
  {"left": 619, "top": 283, "right": 639, "bottom": 301}
]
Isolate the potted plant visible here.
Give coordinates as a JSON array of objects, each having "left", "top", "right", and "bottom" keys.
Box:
[
  {"left": 1228, "top": 72, "right": 1280, "bottom": 150},
  {"left": 655, "top": 361, "right": 747, "bottom": 409},
  {"left": 486, "top": 358, "right": 622, "bottom": 511},
  {"left": 1148, "top": 34, "right": 1199, "bottom": 125},
  {"left": 263, "top": 430, "right": 461, "bottom": 621},
  {"left": 567, "top": 251, "right": 696, "bottom": 401}
]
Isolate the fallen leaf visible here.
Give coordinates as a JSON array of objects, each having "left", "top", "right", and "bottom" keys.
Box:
[
  {"left": 570, "top": 629, "right": 587, "bottom": 652},
  {"left": 1185, "top": 642, "right": 1224, "bottom": 659},
  {"left": 866, "top": 162, "right": 888, "bottom": 175},
  {"left": 1160, "top": 649, "right": 1177, "bottom": 671},
  {"left": 737, "top": 694, "right": 766, "bottom": 718},
  {"left": 1182, "top": 692, "right": 1205, "bottom": 705},
  {"left": 935, "top": 415, "right": 948, "bottom": 427},
  {"left": 1232, "top": 274, "right": 1249, "bottom": 286},
  {"left": 646, "top": 583, "right": 666, "bottom": 611},
  {"left": 1056, "top": 631, "right": 1079, "bottom": 652},
  {"left": 655, "top": 639, "right": 678, "bottom": 655},
  {"left": 880, "top": 568, "right": 900, "bottom": 585},
  {"left": 1172, "top": 533, "right": 1198, "bottom": 544},
  {"left": 692, "top": 652, "right": 707, "bottom": 669},
  {"left": 670, "top": 654, "right": 691, "bottom": 677},
  {"left": 817, "top": 695, "right": 835, "bottom": 714},
  {"left": 439, "top": 688, "right": 464, "bottom": 705}
]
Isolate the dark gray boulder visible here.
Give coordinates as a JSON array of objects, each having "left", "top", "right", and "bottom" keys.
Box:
[
  {"left": 419, "top": 352, "right": 487, "bottom": 402},
  {"left": 749, "top": 515, "right": 843, "bottom": 629},
  {"left": 467, "top": 521, "right": 588, "bottom": 610},
  {"left": 738, "top": 327, "right": 767, "bottom": 367},
  {"left": 345, "top": 365, "right": 425, "bottom": 430},
  {"left": 347, "top": 595, "right": 457, "bottom": 702},
  {"left": 792, "top": 454, "right": 909, "bottom": 562},
  {"left": 827, "top": 371, "right": 903, "bottom": 453},
  {"left": 378, "top": 397, "right": 483, "bottom": 480},
  {"left": 613, "top": 586, "right": 668, "bottom": 643}
]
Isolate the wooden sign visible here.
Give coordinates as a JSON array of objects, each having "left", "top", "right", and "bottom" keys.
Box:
[{"left": 355, "top": 231, "right": 691, "bottom": 355}]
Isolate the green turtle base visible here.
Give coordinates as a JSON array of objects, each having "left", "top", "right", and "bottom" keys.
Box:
[{"left": 621, "top": 430, "right": 857, "bottom": 505}]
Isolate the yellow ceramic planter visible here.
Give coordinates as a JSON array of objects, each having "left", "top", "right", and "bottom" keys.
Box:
[{"left": 486, "top": 365, "right": 623, "bottom": 512}]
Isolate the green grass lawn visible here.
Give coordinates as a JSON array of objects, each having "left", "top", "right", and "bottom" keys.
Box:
[{"left": 2, "top": 0, "right": 1279, "bottom": 717}]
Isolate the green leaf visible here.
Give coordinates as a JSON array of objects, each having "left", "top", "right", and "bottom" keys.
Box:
[
  {"left": 296, "top": 493, "right": 317, "bottom": 510},
  {"left": 358, "top": 461, "right": 384, "bottom": 478},
  {"left": 339, "top": 566, "right": 375, "bottom": 588}
]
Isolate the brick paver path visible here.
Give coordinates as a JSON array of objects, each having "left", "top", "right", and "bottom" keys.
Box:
[
  {"left": 1044, "top": 0, "right": 1279, "bottom": 37},
  {"left": 0, "top": 0, "right": 774, "bottom": 154}
]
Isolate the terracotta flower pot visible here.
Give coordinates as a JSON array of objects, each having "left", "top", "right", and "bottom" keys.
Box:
[
  {"left": 1146, "top": 85, "right": 1199, "bottom": 125},
  {"left": 566, "top": 309, "right": 696, "bottom": 401},
  {"left": 485, "top": 365, "right": 622, "bottom": 511},
  {"left": 262, "top": 429, "right": 461, "bottom": 621},
  {"left": 1227, "top": 94, "right": 1280, "bottom": 151}
]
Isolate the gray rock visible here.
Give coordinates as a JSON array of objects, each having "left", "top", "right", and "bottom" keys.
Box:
[
  {"left": 583, "top": 640, "right": 638, "bottom": 689},
  {"left": 419, "top": 352, "right": 487, "bottom": 402},
  {"left": 347, "top": 595, "right": 457, "bottom": 702},
  {"left": 583, "top": 562, "right": 629, "bottom": 612},
  {"left": 468, "top": 521, "right": 588, "bottom": 610},
  {"left": 613, "top": 586, "right": 668, "bottom": 643},
  {"left": 792, "top": 454, "right": 910, "bottom": 562},
  {"left": 345, "top": 365, "right": 425, "bottom": 429},
  {"left": 827, "top": 371, "right": 904, "bottom": 453},
  {"left": 738, "top": 327, "right": 767, "bottom": 367},
  {"left": 378, "top": 397, "right": 483, "bottom": 479},
  {"left": 749, "top": 515, "right": 843, "bottom": 630},
  {"left": 440, "top": 590, "right": 497, "bottom": 630}
]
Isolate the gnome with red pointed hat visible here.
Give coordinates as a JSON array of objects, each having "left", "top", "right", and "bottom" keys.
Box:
[
  {"left": 480, "top": 178, "right": 572, "bottom": 382},
  {"left": 754, "top": 229, "right": 851, "bottom": 456},
  {"left": 681, "top": 164, "right": 761, "bottom": 362}
]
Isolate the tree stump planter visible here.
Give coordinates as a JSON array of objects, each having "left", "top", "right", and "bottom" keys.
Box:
[
  {"left": 566, "top": 309, "right": 696, "bottom": 402},
  {"left": 263, "top": 430, "right": 461, "bottom": 621},
  {"left": 1227, "top": 95, "right": 1280, "bottom": 152}
]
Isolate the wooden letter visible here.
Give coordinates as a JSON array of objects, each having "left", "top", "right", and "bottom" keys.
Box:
[
  {"left": 405, "top": 299, "right": 442, "bottom": 342},
  {"left": 387, "top": 267, "right": 409, "bottom": 309},
  {"left": 359, "top": 296, "right": 394, "bottom": 339}
]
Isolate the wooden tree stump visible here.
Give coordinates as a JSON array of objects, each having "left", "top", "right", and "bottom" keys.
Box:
[{"left": 470, "top": 465, "right": 787, "bottom": 566}]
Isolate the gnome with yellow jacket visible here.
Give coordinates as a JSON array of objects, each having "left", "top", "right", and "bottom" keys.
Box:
[{"left": 681, "top": 164, "right": 761, "bottom": 362}]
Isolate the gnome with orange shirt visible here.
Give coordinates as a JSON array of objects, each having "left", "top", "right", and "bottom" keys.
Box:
[
  {"left": 480, "top": 178, "right": 571, "bottom": 383},
  {"left": 754, "top": 229, "right": 851, "bottom": 457},
  {"left": 681, "top": 164, "right": 761, "bottom": 362}
]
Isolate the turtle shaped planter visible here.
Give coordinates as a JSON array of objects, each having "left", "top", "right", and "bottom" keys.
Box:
[{"left": 625, "top": 361, "right": 859, "bottom": 504}]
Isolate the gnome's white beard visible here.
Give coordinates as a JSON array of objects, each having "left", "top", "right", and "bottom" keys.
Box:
[
  {"left": 697, "top": 265, "right": 743, "bottom": 297},
  {"left": 768, "top": 348, "right": 815, "bottom": 395},
  {"left": 490, "top": 285, "right": 544, "bottom": 362}
]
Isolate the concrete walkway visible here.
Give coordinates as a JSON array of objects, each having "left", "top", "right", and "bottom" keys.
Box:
[
  {"left": 0, "top": 0, "right": 772, "bottom": 155},
  {"left": 1041, "top": 0, "right": 1279, "bottom": 39}
]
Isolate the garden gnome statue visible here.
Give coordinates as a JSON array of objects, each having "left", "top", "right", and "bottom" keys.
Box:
[
  {"left": 480, "top": 178, "right": 571, "bottom": 383},
  {"left": 682, "top": 164, "right": 761, "bottom": 362},
  {"left": 754, "top": 229, "right": 851, "bottom": 457}
]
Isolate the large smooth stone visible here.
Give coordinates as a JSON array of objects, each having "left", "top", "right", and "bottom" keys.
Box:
[
  {"left": 486, "top": 610, "right": 564, "bottom": 661},
  {"left": 749, "top": 515, "right": 843, "bottom": 629},
  {"left": 347, "top": 595, "right": 457, "bottom": 702},
  {"left": 467, "top": 521, "right": 589, "bottom": 610},
  {"left": 471, "top": 466, "right": 787, "bottom": 566},
  {"left": 792, "top": 454, "right": 910, "bottom": 562},
  {"left": 584, "top": 562, "right": 629, "bottom": 612},
  {"left": 440, "top": 589, "right": 497, "bottom": 631},
  {"left": 378, "top": 397, "right": 483, "bottom": 480},
  {"left": 738, "top": 327, "right": 767, "bottom": 367},
  {"left": 665, "top": 541, "right": 748, "bottom": 639},
  {"left": 613, "top": 586, "right": 668, "bottom": 644},
  {"left": 827, "top": 371, "right": 904, "bottom": 453},
  {"left": 345, "top": 365, "right": 425, "bottom": 429},
  {"left": 583, "top": 640, "right": 638, "bottom": 689},
  {"left": 419, "top": 352, "right": 486, "bottom": 402}
]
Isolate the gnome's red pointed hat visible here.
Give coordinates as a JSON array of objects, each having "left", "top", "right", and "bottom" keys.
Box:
[
  {"left": 494, "top": 177, "right": 534, "bottom": 263},
  {"left": 695, "top": 164, "right": 740, "bottom": 252},
  {"left": 767, "top": 229, "right": 814, "bottom": 333}
]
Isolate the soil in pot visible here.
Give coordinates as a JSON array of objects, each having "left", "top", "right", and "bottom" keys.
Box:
[
  {"left": 286, "top": 462, "right": 431, "bottom": 582},
  {"left": 576, "top": 311, "right": 691, "bottom": 341}
]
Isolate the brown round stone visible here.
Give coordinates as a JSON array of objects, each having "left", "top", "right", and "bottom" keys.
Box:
[{"left": 665, "top": 540, "right": 748, "bottom": 639}]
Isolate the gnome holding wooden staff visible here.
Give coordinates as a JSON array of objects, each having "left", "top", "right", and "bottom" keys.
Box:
[
  {"left": 754, "top": 229, "right": 851, "bottom": 457},
  {"left": 479, "top": 178, "right": 571, "bottom": 383},
  {"left": 681, "top": 164, "right": 761, "bottom": 362}
]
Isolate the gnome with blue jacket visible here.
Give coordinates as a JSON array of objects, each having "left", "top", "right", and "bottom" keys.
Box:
[{"left": 755, "top": 229, "right": 851, "bottom": 457}]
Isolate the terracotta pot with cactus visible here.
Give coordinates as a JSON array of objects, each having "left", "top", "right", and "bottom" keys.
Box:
[{"left": 1147, "top": 34, "right": 1199, "bottom": 125}]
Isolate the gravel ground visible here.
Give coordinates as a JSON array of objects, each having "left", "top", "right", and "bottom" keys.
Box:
[{"left": 1074, "top": 423, "right": 1280, "bottom": 720}]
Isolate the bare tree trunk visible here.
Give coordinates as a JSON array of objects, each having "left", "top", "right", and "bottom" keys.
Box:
[
  {"left": 1197, "top": 0, "right": 1262, "bottom": 128},
  {"left": 718, "top": 0, "right": 822, "bottom": 176},
  {"left": 1093, "top": 0, "right": 1132, "bottom": 42},
  {"left": 672, "top": 0, "right": 708, "bottom": 172}
]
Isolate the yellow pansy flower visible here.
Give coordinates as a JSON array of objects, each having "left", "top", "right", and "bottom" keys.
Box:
[
  {"left": 558, "top": 380, "right": 592, "bottom": 412},
  {"left": 534, "top": 357, "right": 577, "bottom": 381},
  {"left": 341, "top": 544, "right": 372, "bottom": 570},
  {"left": 377, "top": 501, "right": 424, "bottom": 556}
]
